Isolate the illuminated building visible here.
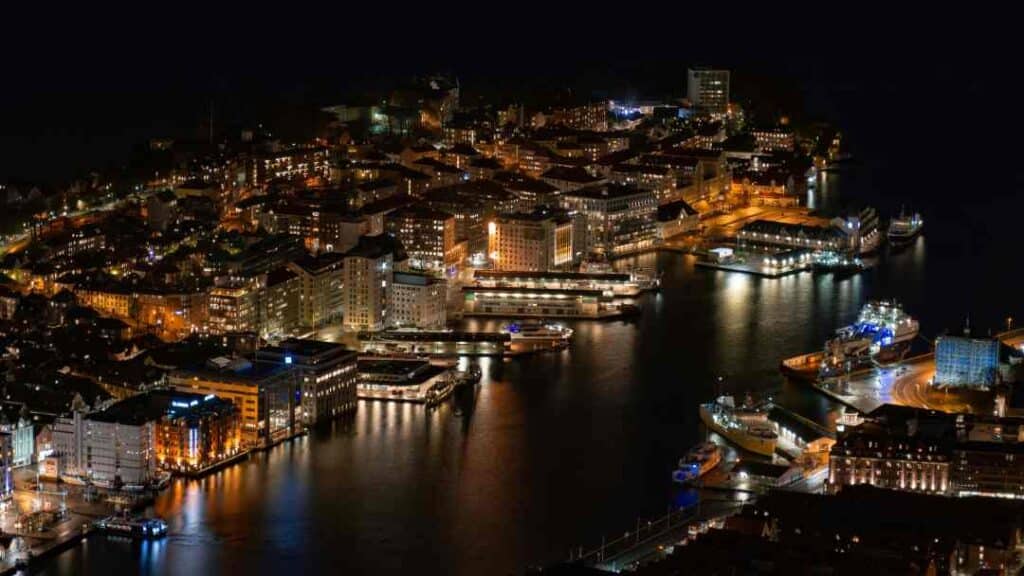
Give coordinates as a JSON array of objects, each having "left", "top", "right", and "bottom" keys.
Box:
[
  {"left": 170, "top": 357, "right": 298, "bottom": 448},
  {"left": 462, "top": 286, "right": 620, "bottom": 319},
  {"left": 384, "top": 205, "right": 456, "bottom": 273},
  {"left": 356, "top": 358, "right": 454, "bottom": 403},
  {"left": 827, "top": 405, "right": 953, "bottom": 495},
  {"left": 686, "top": 68, "right": 730, "bottom": 116},
  {"left": 491, "top": 171, "right": 561, "bottom": 210},
  {"left": 737, "top": 220, "right": 848, "bottom": 252},
  {"left": 53, "top": 390, "right": 241, "bottom": 484},
  {"left": 656, "top": 200, "right": 700, "bottom": 239},
  {"left": 342, "top": 235, "right": 399, "bottom": 332},
  {"left": 473, "top": 269, "right": 657, "bottom": 297},
  {"left": 207, "top": 282, "right": 259, "bottom": 334},
  {"left": 934, "top": 336, "right": 1001, "bottom": 388},
  {"left": 487, "top": 210, "right": 574, "bottom": 271},
  {"left": 287, "top": 253, "right": 344, "bottom": 330},
  {"left": 256, "top": 339, "right": 359, "bottom": 424},
  {"left": 389, "top": 272, "right": 447, "bottom": 330},
  {"left": 249, "top": 147, "right": 331, "bottom": 188},
  {"left": 0, "top": 285, "right": 19, "bottom": 320},
  {"left": 732, "top": 171, "right": 798, "bottom": 207},
  {"left": 752, "top": 127, "right": 795, "bottom": 153},
  {"left": 546, "top": 102, "right": 609, "bottom": 132},
  {"left": 48, "top": 225, "right": 106, "bottom": 260},
  {"left": 559, "top": 183, "right": 657, "bottom": 256},
  {"left": 540, "top": 166, "right": 603, "bottom": 193},
  {"left": 442, "top": 123, "right": 477, "bottom": 146},
  {"left": 261, "top": 267, "right": 300, "bottom": 338}
]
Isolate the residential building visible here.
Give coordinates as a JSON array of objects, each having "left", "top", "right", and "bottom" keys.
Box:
[
  {"left": 384, "top": 205, "right": 456, "bottom": 273},
  {"left": 287, "top": 253, "right": 344, "bottom": 330},
  {"left": 256, "top": 339, "right": 359, "bottom": 424},
  {"left": 342, "top": 235, "right": 399, "bottom": 332},
  {"left": 686, "top": 68, "right": 730, "bottom": 116},
  {"left": 560, "top": 183, "right": 657, "bottom": 255}
]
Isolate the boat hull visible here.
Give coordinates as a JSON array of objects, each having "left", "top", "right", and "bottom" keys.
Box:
[{"left": 699, "top": 405, "right": 777, "bottom": 457}]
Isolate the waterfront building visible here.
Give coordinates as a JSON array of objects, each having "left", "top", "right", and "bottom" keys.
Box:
[
  {"left": 287, "top": 252, "right": 344, "bottom": 330},
  {"left": 737, "top": 219, "right": 849, "bottom": 253},
  {"left": 655, "top": 200, "right": 700, "bottom": 239},
  {"left": 359, "top": 330, "right": 512, "bottom": 356},
  {"left": 559, "top": 183, "right": 657, "bottom": 256},
  {"left": 390, "top": 272, "right": 447, "bottom": 330},
  {"left": 256, "top": 339, "right": 359, "bottom": 424},
  {"left": 342, "top": 235, "right": 397, "bottom": 332},
  {"left": 686, "top": 68, "right": 730, "bottom": 116},
  {"left": 472, "top": 269, "right": 656, "bottom": 297},
  {"left": 53, "top": 390, "right": 241, "bottom": 484},
  {"left": 169, "top": 357, "right": 297, "bottom": 448},
  {"left": 356, "top": 358, "right": 453, "bottom": 403},
  {"left": 462, "top": 285, "right": 621, "bottom": 319},
  {"left": 384, "top": 204, "right": 457, "bottom": 273},
  {"left": 934, "top": 335, "right": 1001, "bottom": 388},
  {"left": 0, "top": 408, "right": 34, "bottom": 468},
  {"left": 487, "top": 210, "right": 574, "bottom": 272}
]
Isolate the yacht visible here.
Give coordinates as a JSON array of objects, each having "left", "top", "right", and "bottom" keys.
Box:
[{"left": 672, "top": 442, "right": 722, "bottom": 483}]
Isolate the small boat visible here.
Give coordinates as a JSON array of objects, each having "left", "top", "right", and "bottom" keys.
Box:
[{"left": 672, "top": 442, "right": 722, "bottom": 483}]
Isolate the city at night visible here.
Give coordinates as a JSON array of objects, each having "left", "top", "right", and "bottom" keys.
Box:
[{"left": 1, "top": 12, "right": 1023, "bottom": 576}]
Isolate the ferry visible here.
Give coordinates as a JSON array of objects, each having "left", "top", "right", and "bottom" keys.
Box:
[
  {"left": 94, "top": 515, "right": 168, "bottom": 539},
  {"left": 501, "top": 321, "right": 573, "bottom": 345},
  {"left": 698, "top": 396, "right": 778, "bottom": 457},
  {"left": 888, "top": 209, "right": 923, "bottom": 244},
  {"left": 672, "top": 442, "right": 722, "bottom": 483},
  {"left": 819, "top": 300, "right": 919, "bottom": 377}
]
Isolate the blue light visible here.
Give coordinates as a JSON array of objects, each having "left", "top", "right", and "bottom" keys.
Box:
[{"left": 285, "top": 355, "right": 293, "bottom": 365}]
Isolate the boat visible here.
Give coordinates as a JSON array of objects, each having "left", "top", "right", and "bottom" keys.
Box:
[
  {"left": 454, "top": 365, "right": 482, "bottom": 387},
  {"left": 94, "top": 515, "right": 168, "bottom": 539},
  {"left": 888, "top": 209, "right": 923, "bottom": 244},
  {"left": 672, "top": 442, "right": 722, "bottom": 483},
  {"left": 811, "top": 252, "right": 864, "bottom": 275},
  {"left": 501, "top": 321, "right": 573, "bottom": 345},
  {"left": 698, "top": 396, "right": 778, "bottom": 457},
  {"left": 850, "top": 206, "right": 882, "bottom": 255},
  {"left": 819, "top": 300, "right": 919, "bottom": 377}
]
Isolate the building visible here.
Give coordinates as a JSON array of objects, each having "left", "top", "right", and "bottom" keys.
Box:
[
  {"left": 53, "top": 390, "right": 241, "bottom": 484},
  {"left": 828, "top": 405, "right": 954, "bottom": 495},
  {"left": 256, "top": 339, "right": 358, "bottom": 425},
  {"left": 287, "top": 253, "right": 344, "bottom": 330},
  {"left": 473, "top": 269, "right": 656, "bottom": 297},
  {"left": 737, "top": 219, "right": 849, "bottom": 253},
  {"left": 390, "top": 272, "right": 447, "bottom": 330},
  {"left": 752, "top": 127, "right": 795, "bottom": 153},
  {"left": 487, "top": 210, "right": 574, "bottom": 271},
  {"left": 261, "top": 267, "right": 300, "bottom": 338},
  {"left": 342, "top": 235, "right": 398, "bottom": 332},
  {"left": 686, "top": 68, "right": 730, "bottom": 116},
  {"left": 170, "top": 357, "right": 298, "bottom": 448},
  {"left": 655, "top": 200, "right": 700, "bottom": 239},
  {"left": 356, "top": 358, "right": 453, "bottom": 403},
  {"left": 384, "top": 205, "right": 456, "bottom": 273},
  {"left": 462, "top": 286, "right": 621, "bottom": 319},
  {"left": 560, "top": 183, "right": 657, "bottom": 256},
  {"left": 935, "top": 335, "right": 1001, "bottom": 388},
  {"left": 207, "top": 282, "right": 259, "bottom": 334}
]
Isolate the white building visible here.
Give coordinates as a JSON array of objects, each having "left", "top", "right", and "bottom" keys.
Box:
[
  {"left": 390, "top": 272, "right": 447, "bottom": 330},
  {"left": 342, "top": 235, "right": 400, "bottom": 332}
]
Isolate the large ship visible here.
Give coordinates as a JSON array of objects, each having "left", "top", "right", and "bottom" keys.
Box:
[
  {"left": 698, "top": 397, "right": 778, "bottom": 457},
  {"left": 888, "top": 209, "right": 923, "bottom": 244},
  {"left": 819, "top": 300, "right": 919, "bottom": 377},
  {"left": 672, "top": 442, "right": 722, "bottom": 483}
]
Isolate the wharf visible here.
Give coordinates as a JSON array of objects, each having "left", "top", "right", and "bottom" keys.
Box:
[{"left": 695, "top": 259, "right": 810, "bottom": 278}]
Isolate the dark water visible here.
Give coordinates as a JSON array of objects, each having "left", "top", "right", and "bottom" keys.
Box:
[{"left": 39, "top": 168, "right": 1024, "bottom": 574}]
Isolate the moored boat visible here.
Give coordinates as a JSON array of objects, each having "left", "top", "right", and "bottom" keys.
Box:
[
  {"left": 888, "top": 209, "right": 923, "bottom": 244},
  {"left": 672, "top": 442, "right": 722, "bottom": 483},
  {"left": 699, "top": 396, "right": 778, "bottom": 457},
  {"left": 819, "top": 300, "right": 919, "bottom": 377}
]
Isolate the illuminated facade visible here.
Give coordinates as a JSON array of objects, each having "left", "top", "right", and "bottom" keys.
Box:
[
  {"left": 559, "top": 184, "right": 657, "bottom": 256},
  {"left": 257, "top": 339, "right": 359, "bottom": 424},
  {"left": 752, "top": 128, "right": 795, "bottom": 153},
  {"left": 342, "top": 235, "right": 396, "bottom": 332},
  {"left": 287, "top": 253, "right": 344, "bottom": 329},
  {"left": 487, "top": 211, "right": 574, "bottom": 271},
  {"left": 686, "top": 68, "right": 730, "bottom": 116},
  {"left": 384, "top": 205, "right": 456, "bottom": 273},
  {"left": 207, "top": 282, "right": 259, "bottom": 334},
  {"left": 934, "top": 336, "right": 1001, "bottom": 388},
  {"left": 390, "top": 272, "right": 447, "bottom": 330}
]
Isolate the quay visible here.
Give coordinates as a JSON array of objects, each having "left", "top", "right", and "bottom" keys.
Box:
[{"left": 694, "top": 258, "right": 810, "bottom": 278}]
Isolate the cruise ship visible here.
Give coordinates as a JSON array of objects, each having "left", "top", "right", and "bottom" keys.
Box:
[
  {"left": 672, "top": 442, "right": 722, "bottom": 483},
  {"left": 698, "top": 397, "right": 778, "bottom": 457},
  {"left": 819, "top": 300, "right": 919, "bottom": 377},
  {"left": 888, "top": 209, "right": 923, "bottom": 244}
]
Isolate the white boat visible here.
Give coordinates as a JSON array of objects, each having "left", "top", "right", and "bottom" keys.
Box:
[
  {"left": 698, "top": 397, "right": 778, "bottom": 457},
  {"left": 820, "top": 300, "right": 919, "bottom": 377},
  {"left": 888, "top": 209, "right": 923, "bottom": 244},
  {"left": 672, "top": 442, "right": 722, "bottom": 483},
  {"left": 501, "top": 321, "right": 573, "bottom": 343}
]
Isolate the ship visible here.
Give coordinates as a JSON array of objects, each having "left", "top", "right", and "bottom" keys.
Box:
[
  {"left": 698, "top": 396, "right": 778, "bottom": 457},
  {"left": 888, "top": 209, "right": 923, "bottom": 244},
  {"left": 853, "top": 206, "right": 882, "bottom": 255},
  {"left": 94, "top": 515, "right": 168, "bottom": 539},
  {"left": 819, "top": 300, "right": 919, "bottom": 378},
  {"left": 501, "top": 321, "right": 573, "bottom": 346},
  {"left": 672, "top": 442, "right": 722, "bottom": 483}
]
